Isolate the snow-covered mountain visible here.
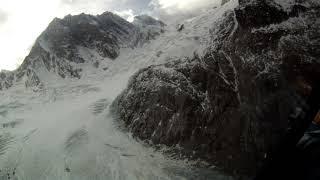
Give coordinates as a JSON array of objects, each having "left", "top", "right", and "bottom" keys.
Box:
[
  {"left": 0, "top": 12, "right": 165, "bottom": 91},
  {"left": 0, "top": 1, "right": 234, "bottom": 179},
  {"left": 0, "top": 0, "right": 319, "bottom": 179}
]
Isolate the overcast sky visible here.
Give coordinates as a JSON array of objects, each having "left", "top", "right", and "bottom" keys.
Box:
[{"left": 0, "top": 0, "right": 220, "bottom": 71}]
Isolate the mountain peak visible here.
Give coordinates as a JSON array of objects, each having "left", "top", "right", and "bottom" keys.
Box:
[{"left": 0, "top": 11, "right": 166, "bottom": 90}]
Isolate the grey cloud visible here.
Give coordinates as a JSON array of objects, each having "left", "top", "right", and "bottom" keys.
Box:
[
  {"left": 59, "top": 0, "right": 154, "bottom": 22},
  {"left": 60, "top": 0, "right": 152, "bottom": 12},
  {"left": 149, "top": 0, "right": 221, "bottom": 24},
  {"left": 117, "top": 0, "right": 152, "bottom": 12},
  {"left": 60, "top": 0, "right": 82, "bottom": 5},
  {"left": 59, "top": 0, "right": 218, "bottom": 24},
  {"left": 0, "top": 10, "right": 8, "bottom": 25}
]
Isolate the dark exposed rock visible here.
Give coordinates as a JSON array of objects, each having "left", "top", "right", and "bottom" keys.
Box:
[
  {"left": 112, "top": 0, "right": 320, "bottom": 176},
  {"left": 177, "top": 24, "right": 184, "bottom": 32},
  {"left": 221, "top": 0, "right": 230, "bottom": 6},
  {"left": 235, "top": 0, "right": 289, "bottom": 28}
]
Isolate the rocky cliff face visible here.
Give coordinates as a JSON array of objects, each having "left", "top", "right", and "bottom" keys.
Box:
[
  {"left": 0, "top": 13, "right": 164, "bottom": 90},
  {"left": 112, "top": 0, "right": 320, "bottom": 176}
]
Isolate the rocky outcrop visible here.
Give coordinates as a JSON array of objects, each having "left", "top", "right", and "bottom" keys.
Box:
[
  {"left": 112, "top": 0, "right": 320, "bottom": 176},
  {"left": 0, "top": 71, "right": 14, "bottom": 90}
]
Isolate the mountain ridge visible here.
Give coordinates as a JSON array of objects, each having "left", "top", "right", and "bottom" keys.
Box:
[{"left": 0, "top": 12, "right": 165, "bottom": 91}]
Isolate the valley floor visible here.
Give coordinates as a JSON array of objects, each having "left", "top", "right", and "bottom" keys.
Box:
[{"left": 0, "top": 64, "right": 233, "bottom": 180}]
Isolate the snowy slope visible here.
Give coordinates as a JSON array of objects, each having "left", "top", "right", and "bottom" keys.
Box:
[{"left": 0, "top": 0, "right": 239, "bottom": 179}]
